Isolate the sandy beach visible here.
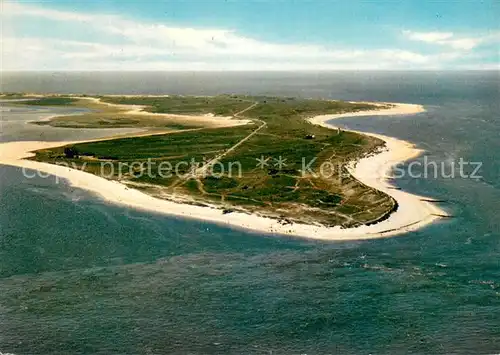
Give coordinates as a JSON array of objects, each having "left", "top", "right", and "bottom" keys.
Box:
[{"left": 0, "top": 102, "right": 446, "bottom": 241}]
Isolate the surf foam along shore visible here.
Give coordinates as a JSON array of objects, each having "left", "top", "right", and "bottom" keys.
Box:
[{"left": 0, "top": 102, "right": 447, "bottom": 241}]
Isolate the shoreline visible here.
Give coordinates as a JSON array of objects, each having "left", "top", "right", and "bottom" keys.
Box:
[{"left": 0, "top": 102, "right": 447, "bottom": 241}]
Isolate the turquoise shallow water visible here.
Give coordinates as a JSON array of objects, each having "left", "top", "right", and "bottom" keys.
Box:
[{"left": 0, "top": 72, "right": 499, "bottom": 354}]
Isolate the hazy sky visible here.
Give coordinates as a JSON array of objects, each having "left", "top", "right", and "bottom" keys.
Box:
[{"left": 2, "top": 0, "right": 499, "bottom": 71}]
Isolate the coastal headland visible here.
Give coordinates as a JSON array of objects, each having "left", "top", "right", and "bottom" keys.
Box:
[{"left": 0, "top": 93, "right": 446, "bottom": 240}]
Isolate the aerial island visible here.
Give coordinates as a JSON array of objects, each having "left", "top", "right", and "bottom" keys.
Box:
[{"left": 0, "top": 93, "right": 445, "bottom": 240}]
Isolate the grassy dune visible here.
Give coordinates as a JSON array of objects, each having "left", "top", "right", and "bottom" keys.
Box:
[{"left": 28, "top": 94, "right": 395, "bottom": 227}]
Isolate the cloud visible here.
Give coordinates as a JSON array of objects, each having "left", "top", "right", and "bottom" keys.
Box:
[
  {"left": 402, "top": 30, "right": 496, "bottom": 50},
  {"left": 404, "top": 31, "right": 454, "bottom": 43},
  {"left": 2, "top": 2, "right": 117, "bottom": 23},
  {"left": 1, "top": 2, "right": 494, "bottom": 70}
]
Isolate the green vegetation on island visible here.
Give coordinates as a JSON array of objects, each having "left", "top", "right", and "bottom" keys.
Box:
[
  {"left": 100, "top": 95, "right": 253, "bottom": 116},
  {"left": 19, "top": 94, "right": 395, "bottom": 228},
  {"left": 17, "top": 97, "right": 78, "bottom": 106}
]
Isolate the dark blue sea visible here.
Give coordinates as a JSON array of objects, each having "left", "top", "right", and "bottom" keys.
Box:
[{"left": 1, "top": 71, "right": 499, "bottom": 354}]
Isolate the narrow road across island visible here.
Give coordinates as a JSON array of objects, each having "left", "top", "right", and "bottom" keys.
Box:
[
  {"left": 233, "top": 101, "right": 259, "bottom": 116},
  {"left": 170, "top": 101, "right": 262, "bottom": 187},
  {"left": 195, "top": 102, "right": 263, "bottom": 176}
]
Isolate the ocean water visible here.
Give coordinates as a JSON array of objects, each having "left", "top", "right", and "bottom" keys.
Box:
[
  {"left": 0, "top": 71, "right": 499, "bottom": 354},
  {"left": 0, "top": 103, "right": 142, "bottom": 143}
]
